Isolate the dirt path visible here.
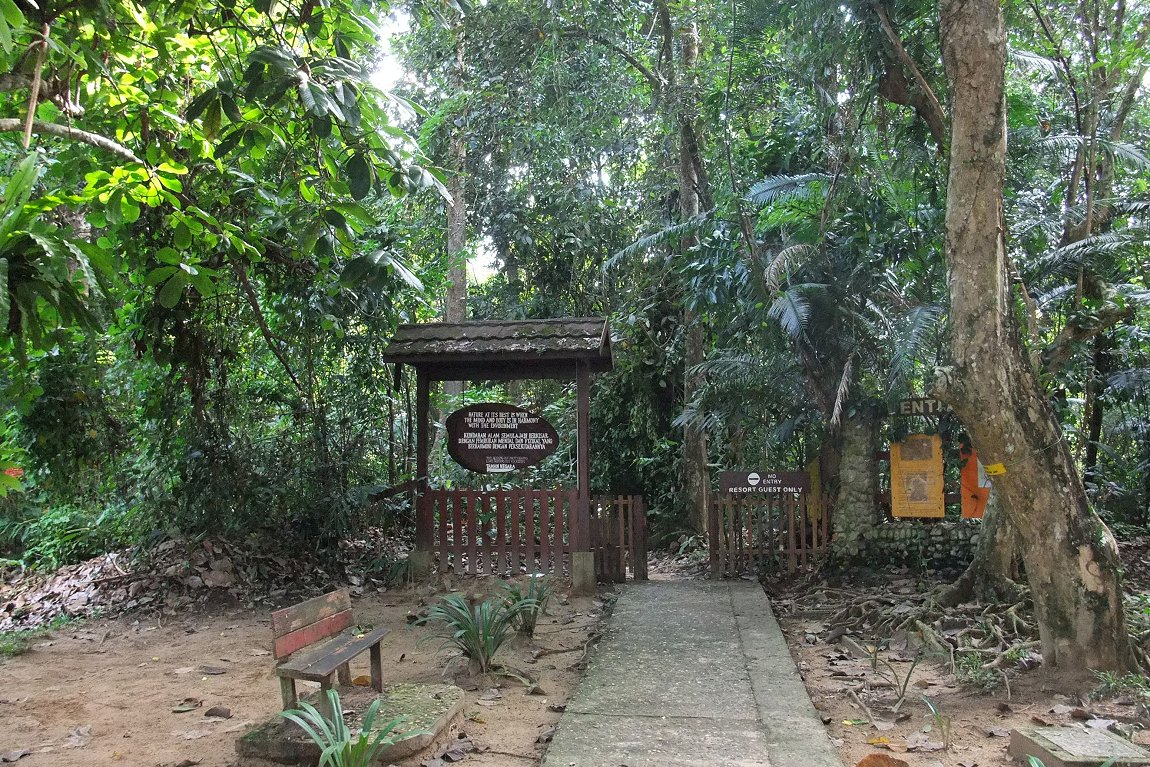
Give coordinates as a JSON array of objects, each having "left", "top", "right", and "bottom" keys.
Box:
[
  {"left": 779, "top": 611, "right": 1150, "bottom": 766},
  {"left": 0, "top": 580, "right": 603, "bottom": 767}
]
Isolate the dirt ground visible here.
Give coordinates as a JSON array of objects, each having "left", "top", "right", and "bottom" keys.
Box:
[
  {"left": 0, "top": 576, "right": 605, "bottom": 767},
  {"left": 779, "top": 610, "right": 1150, "bottom": 766}
]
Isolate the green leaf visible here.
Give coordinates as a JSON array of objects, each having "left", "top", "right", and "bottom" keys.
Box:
[
  {"left": 0, "top": 14, "right": 13, "bottom": 55},
  {"left": 144, "top": 265, "right": 177, "bottom": 286},
  {"left": 202, "top": 101, "right": 223, "bottom": 142},
  {"left": 0, "top": 0, "right": 24, "bottom": 27},
  {"left": 120, "top": 195, "right": 141, "bottom": 223},
  {"left": 220, "top": 93, "right": 243, "bottom": 123},
  {"left": 186, "top": 88, "right": 218, "bottom": 122},
  {"left": 345, "top": 152, "right": 372, "bottom": 200},
  {"left": 173, "top": 223, "right": 192, "bottom": 249},
  {"left": 0, "top": 257, "right": 8, "bottom": 327},
  {"left": 157, "top": 272, "right": 188, "bottom": 308},
  {"left": 4, "top": 155, "right": 41, "bottom": 215},
  {"left": 0, "top": 470, "right": 22, "bottom": 496}
]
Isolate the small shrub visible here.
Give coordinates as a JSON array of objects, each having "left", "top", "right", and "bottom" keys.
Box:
[
  {"left": 955, "top": 652, "right": 1002, "bottom": 692},
  {"left": 417, "top": 593, "right": 531, "bottom": 674},
  {"left": 0, "top": 615, "right": 75, "bottom": 658},
  {"left": 0, "top": 630, "right": 31, "bottom": 658},
  {"left": 1091, "top": 670, "right": 1150, "bottom": 700},
  {"left": 280, "top": 688, "right": 405, "bottom": 767},
  {"left": 502, "top": 575, "right": 551, "bottom": 637}
]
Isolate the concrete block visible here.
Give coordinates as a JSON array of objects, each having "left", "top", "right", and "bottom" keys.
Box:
[
  {"left": 408, "top": 550, "right": 432, "bottom": 580},
  {"left": 570, "top": 551, "right": 595, "bottom": 595},
  {"left": 1009, "top": 726, "right": 1150, "bottom": 766}
]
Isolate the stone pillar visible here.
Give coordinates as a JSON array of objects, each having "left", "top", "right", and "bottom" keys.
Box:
[{"left": 831, "top": 404, "right": 880, "bottom": 563}]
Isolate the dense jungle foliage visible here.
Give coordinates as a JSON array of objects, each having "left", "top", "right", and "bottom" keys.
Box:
[{"left": 0, "top": 0, "right": 1147, "bottom": 575}]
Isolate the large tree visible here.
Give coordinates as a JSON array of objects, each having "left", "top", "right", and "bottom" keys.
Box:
[{"left": 936, "top": 0, "right": 1134, "bottom": 671}]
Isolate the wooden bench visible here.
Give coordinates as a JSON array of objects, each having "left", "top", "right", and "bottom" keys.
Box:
[{"left": 271, "top": 588, "right": 389, "bottom": 710}]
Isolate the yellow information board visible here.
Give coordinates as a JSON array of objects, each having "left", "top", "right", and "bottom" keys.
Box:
[{"left": 890, "top": 433, "right": 945, "bottom": 518}]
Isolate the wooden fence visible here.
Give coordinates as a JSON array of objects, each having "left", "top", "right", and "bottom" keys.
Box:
[
  {"left": 709, "top": 493, "right": 830, "bottom": 577},
  {"left": 425, "top": 489, "right": 648, "bottom": 579}
]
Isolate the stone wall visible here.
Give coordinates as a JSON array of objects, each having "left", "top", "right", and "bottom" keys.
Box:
[{"left": 849, "top": 520, "right": 981, "bottom": 572}]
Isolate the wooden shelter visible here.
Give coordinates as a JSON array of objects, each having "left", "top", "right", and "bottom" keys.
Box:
[{"left": 381, "top": 318, "right": 628, "bottom": 592}]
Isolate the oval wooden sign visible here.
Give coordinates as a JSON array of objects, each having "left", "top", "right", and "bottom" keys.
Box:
[{"left": 445, "top": 403, "right": 559, "bottom": 474}]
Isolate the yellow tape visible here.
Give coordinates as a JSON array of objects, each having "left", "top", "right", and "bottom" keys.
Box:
[{"left": 984, "top": 463, "right": 1006, "bottom": 476}]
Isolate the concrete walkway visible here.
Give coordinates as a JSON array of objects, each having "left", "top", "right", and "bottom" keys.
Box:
[{"left": 541, "top": 579, "right": 842, "bottom": 767}]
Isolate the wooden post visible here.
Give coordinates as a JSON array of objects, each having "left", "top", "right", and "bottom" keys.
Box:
[
  {"left": 571, "top": 362, "right": 595, "bottom": 594},
  {"left": 412, "top": 370, "right": 433, "bottom": 578},
  {"left": 708, "top": 493, "right": 721, "bottom": 578}
]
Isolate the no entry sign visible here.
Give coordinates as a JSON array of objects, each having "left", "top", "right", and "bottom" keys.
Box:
[{"left": 719, "top": 470, "right": 810, "bottom": 495}]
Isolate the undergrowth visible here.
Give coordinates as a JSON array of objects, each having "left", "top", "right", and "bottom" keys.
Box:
[{"left": 0, "top": 614, "right": 77, "bottom": 658}]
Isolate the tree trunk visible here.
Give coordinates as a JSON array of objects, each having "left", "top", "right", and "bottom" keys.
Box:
[
  {"left": 938, "top": 489, "right": 1021, "bottom": 605},
  {"left": 443, "top": 26, "right": 468, "bottom": 400},
  {"left": 679, "top": 124, "right": 708, "bottom": 532},
  {"left": 1083, "top": 334, "right": 1109, "bottom": 487},
  {"left": 674, "top": 7, "right": 709, "bottom": 533},
  {"left": 936, "top": 0, "right": 1133, "bottom": 673}
]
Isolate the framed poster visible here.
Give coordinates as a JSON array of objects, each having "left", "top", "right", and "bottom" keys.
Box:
[{"left": 890, "top": 433, "right": 944, "bottom": 518}]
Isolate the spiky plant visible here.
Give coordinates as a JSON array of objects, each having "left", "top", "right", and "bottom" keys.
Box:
[
  {"left": 280, "top": 688, "right": 406, "bottom": 767},
  {"left": 417, "top": 593, "right": 532, "bottom": 673},
  {"left": 502, "top": 575, "right": 552, "bottom": 637}
]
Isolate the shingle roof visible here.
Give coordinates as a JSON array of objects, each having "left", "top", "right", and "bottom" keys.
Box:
[{"left": 381, "top": 318, "right": 612, "bottom": 374}]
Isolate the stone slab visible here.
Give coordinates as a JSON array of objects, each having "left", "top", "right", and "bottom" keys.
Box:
[
  {"left": 729, "top": 581, "right": 844, "bottom": 767},
  {"left": 541, "top": 712, "right": 771, "bottom": 767},
  {"left": 565, "top": 581, "right": 758, "bottom": 720},
  {"left": 1009, "top": 726, "right": 1150, "bottom": 766},
  {"left": 236, "top": 682, "right": 463, "bottom": 765}
]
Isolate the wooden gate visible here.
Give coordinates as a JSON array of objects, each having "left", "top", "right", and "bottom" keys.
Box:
[
  {"left": 709, "top": 493, "right": 830, "bottom": 577},
  {"left": 427, "top": 489, "right": 576, "bottom": 576},
  {"left": 425, "top": 489, "right": 648, "bottom": 580},
  {"left": 590, "top": 495, "right": 649, "bottom": 582}
]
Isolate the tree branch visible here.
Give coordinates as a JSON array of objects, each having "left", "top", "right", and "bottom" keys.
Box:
[
  {"left": 0, "top": 119, "right": 141, "bottom": 163},
  {"left": 230, "top": 255, "right": 304, "bottom": 393},
  {"left": 870, "top": 0, "right": 947, "bottom": 152},
  {"left": 562, "top": 27, "right": 664, "bottom": 93},
  {"left": 1042, "top": 303, "right": 1133, "bottom": 374}
]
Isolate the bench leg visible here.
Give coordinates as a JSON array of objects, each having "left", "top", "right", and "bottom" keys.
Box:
[
  {"left": 370, "top": 642, "right": 383, "bottom": 692},
  {"left": 337, "top": 663, "right": 351, "bottom": 686},
  {"left": 279, "top": 676, "right": 298, "bottom": 711},
  {"left": 318, "top": 677, "right": 335, "bottom": 720}
]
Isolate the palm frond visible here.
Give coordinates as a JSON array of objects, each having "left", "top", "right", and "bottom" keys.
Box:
[
  {"left": 830, "top": 353, "right": 855, "bottom": 428},
  {"left": 746, "top": 173, "right": 832, "bottom": 207},
  {"left": 888, "top": 305, "right": 944, "bottom": 391},
  {"left": 768, "top": 287, "right": 810, "bottom": 339},
  {"left": 1037, "top": 134, "right": 1150, "bottom": 170},
  {"left": 1109, "top": 367, "right": 1150, "bottom": 393},
  {"left": 605, "top": 212, "right": 713, "bottom": 270},
  {"left": 1009, "top": 47, "right": 1059, "bottom": 77},
  {"left": 763, "top": 243, "right": 818, "bottom": 292}
]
